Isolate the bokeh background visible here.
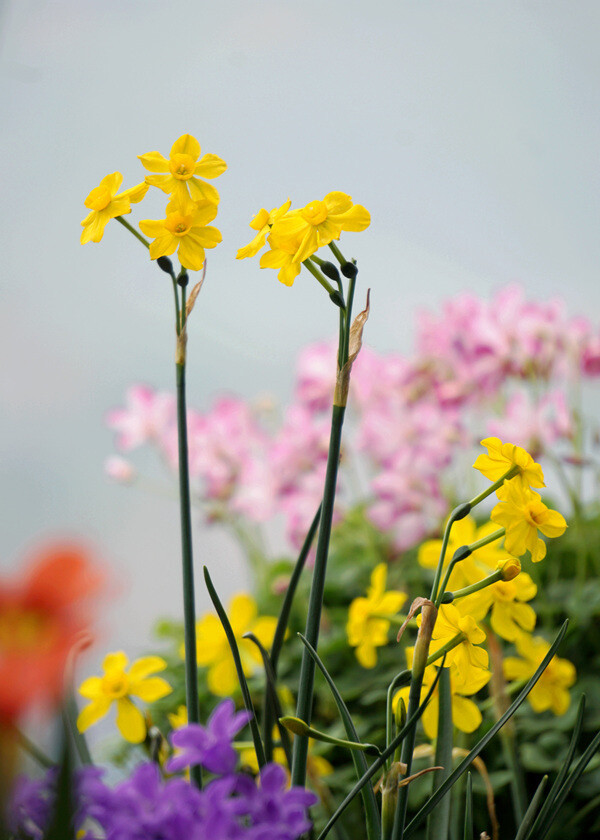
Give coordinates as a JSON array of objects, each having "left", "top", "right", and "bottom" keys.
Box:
[{"left": 2, "top": 0, "right": 600, "bottom": 667}]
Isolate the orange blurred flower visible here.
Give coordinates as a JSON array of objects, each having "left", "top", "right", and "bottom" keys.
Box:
[{"left": 0, "top": 542, "right": 103, "bottom": 724}]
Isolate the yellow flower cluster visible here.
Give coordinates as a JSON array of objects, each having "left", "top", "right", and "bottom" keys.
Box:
[
  {"left": 186, "top": 593, "right": 278, "bottom": 697},
  {"left": 81, "top": 134, "right": 225, "bottom": 272},
  {"left": 388, "top": 437, "right": 574, "bottom": 739},
  {"left": 237, "top": 193, "right": 370, "bottom": 286},
  {"left": 384, "top": 438, "right": 575, "bottom": 738},
  {"left": 77, "top": 651, "right": 171, "bottom": 743},
  {"left": 346, "top": 564, "right": 407, "bottom": 668}
]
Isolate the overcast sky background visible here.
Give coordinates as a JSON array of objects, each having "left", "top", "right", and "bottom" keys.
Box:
[{"left": 2, "top": 0, "right": 600, "bottom": 677}]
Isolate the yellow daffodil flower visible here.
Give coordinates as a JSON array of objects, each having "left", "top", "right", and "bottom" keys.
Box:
[
  {"left": 473, "top": 437, "right": 545, "bottom": 489},
  {"left": 186, "top": 593, "right": 277, "bottom": 697},
  {"left": 138, "top": 134, "right": 226, "bottom": 205},
  {"left": 491, "top": 477, "right": 567, "bottom": 563},
  {"left": 503, "top": 634, "right": 576, "bottom": 715},
  {"left": 458, "top": 566, "right": 538, "bottom": 642},
  {"left": 139, "top": 198, "right": 222, "bottom": 271},
  {"left": 347, "top": 563, "right": 407, "bottom": 668},
  {"left": 393, "top": 654, "right": 490, "bottom": 739},
  {"left": 424, "top": 604, "right": 489, "bottom": 684},
  {"left": 81, "top": 173, "right": 148, "bottom": 244},
  {"left": 259, "top": 232, "right": 302, "bottom": 286},
  {"left": 168, "top": 704, "right": 188, "bottom": 730},
  {"left": 77, "top": 651, "right": 171, "bottom": 743},
  {"left": 236, "top": 200, "right": 292, "bottom": 260},
  {"left": 270, "top": 192, "right": 370, "bottom": 264},
  {"left": 418, "top": 516, "right": 506, "bottom": 590}
]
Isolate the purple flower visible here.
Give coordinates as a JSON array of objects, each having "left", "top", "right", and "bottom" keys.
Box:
[
  {"left": 167, "top": 698, "right": 252, "bottom": 775},
  {"left": 245, "top": 763, "right": 317, "bottom": 840}
]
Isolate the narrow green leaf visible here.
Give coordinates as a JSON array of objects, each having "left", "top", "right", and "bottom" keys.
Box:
[
  {"left": 535, "top": 729, "right": 600, "bottom": 840},
  {"left": 426, "top": 667, "right": 453, "bottom": 840},
  {"left": 298, "top": 633, "right": 381, "bottom": 840},
  {"left": 63, "top": 693, "right": 92, "bottom": 765},
  {"left": 316, "top": 661, "right": 444, "bottom": 840},
  {"left": 45, "top": 731, "right": 75, "bottom": 840},
  {"left": 463, "top": 772, "right": 473, "bottom": 840},
  {"left": 403, "top": 620, "right": 569, "bottom": 839},
  {"left": 262, "top": 504, "right": 320, "bottom": 762},
  {"left": 386, "top": 669, "right": 411, "bottom": 769},
  {"left": 524, "top": 694, "right": 586, "bottom": 840},
  {"left": 270, "top": 503, "right": 321, "bottom": 674},
  {"left": 204, "top": 566, "right": 266, "bottom": 768},
  {"left": 243, "top": 632, "right": 292, "bottom": 769},
  {"left": 514, "top": 775, "right": 548, "bottom": 840}
]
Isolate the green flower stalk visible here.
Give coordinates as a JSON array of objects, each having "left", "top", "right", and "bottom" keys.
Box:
[{"left": 291, "top": 279, "right": 370, "bottom": 788}]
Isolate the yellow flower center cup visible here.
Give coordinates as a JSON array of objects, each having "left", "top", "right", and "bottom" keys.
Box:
[
  {"left": 169, "top": 153, "right": 196, "bottom": 180},
  {"left": 85, "top": 186, "right": 113, "bottom": 211},
  {"left": 101, "top": 670, "right": 130, "bottom": 699},
  {"left": 165, "top": 213, "right": 193, "bottom": 237},
  {"left": 301, "top": 200, "right": 328, "bottom": 226}
]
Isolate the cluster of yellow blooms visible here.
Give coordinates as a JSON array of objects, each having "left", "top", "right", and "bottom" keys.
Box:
[
  {"left": 236, "top": 193, "right": 370, "bottom": 286},
  {"left": 81, "top": 133, "right": 370, "bottom": 285},
  {"left": 81, "top": 134, "right": 225, "bottom": 271},
  {"left": 347, "top": 437, "right": 574, "bottom": 740}
]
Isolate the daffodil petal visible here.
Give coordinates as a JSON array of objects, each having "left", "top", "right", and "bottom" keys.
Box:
[
  {"left": 77, "top": 697, "right": 111, "bottom": 732},
  {"left": 131, "top": 676, "right": 172, "bottom": 702},
  {"left": 170, "top": 134, "right": 201, "bottom": 159},
  {"left": 103, "top": 651, "right": 128, "bottom": 672},
  {"left": 78, "top": 676, "right": 103, "bottom": 699},
  {"left": 128, "top": 656, "right": 167, "bottom": 681},
  {"left": 194, "top": 153, "right": 227, "bottom": 179},
  {"left": 116, "top": 697, "right": 146, "bottom": 743},
  {"left": 138, "top": 152, "right": 170, "bottom": 173}
]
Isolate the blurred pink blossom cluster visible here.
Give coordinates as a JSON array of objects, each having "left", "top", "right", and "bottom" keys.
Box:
[{"left": 105, "top": 286, "right": 600, "bottom": 556}]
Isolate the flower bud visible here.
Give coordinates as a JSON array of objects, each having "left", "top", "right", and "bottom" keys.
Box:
[
  {"left": 156, "top": 256, "right": 174, "bottom": 275},
  {"left": 320, "top": 261, "right": 341, "bottom": 283},
  {"left": 498, "top": 557, "right": 521, "bottom": 581},
  {"left": 341, "top": 260, "right": 358, "bottom": 279}
]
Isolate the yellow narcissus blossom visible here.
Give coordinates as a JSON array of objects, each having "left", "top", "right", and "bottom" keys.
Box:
[
  {"left": 138, "top": 134, "right": 226, "bottom": 205},
  {"left": 81, "top": 173, "right": 149, "bottom": 244},
  {"left": 270, "top": 192, "right": 370, "bottom": 264},
  {"left": 259, "top": 234, "right": 302, "bottom": 287},
  {"left": 458, "top": 566, "right": 537, "bottom": 642},
  {"left": 77, "top": 652, "right": 171, "bottom": 743},
  {"left": 237, "top": 200, "right": 292, "bottom": 260},
  {"left": 393, "top": 655, "right": 490, "bottom": 739},
  {"left": 473, "top": 437, "right": 545, "bottom": 489},
  {"left": 503, "top": 634, "right": 576, "bottom": 715},
  {"left": 346, "top": 563, "right": 407, "bottom": 668},
  {"left": 491, "top": 477, "right": 567, "bottom": 563},
  {"left": 418, "top": 517, "right": 505, "bottom": 590},
  {"left": 139, "top": 198, "right": 222, "bottom": 271},
  {"left": 168, "top": 704, "right": 188, "bottom": 730},
  {"left": 424, "top": 604, "right": 489, "bottom": 684},
  {"left": 187, "top": 594, "right": 277, "bottom": 697}
]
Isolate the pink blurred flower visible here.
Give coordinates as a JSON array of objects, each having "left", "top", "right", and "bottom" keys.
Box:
[
  {"left": 487, "top": 389, "right": 573, "bottom": 459},
  {"left": 581, "top": 332, "right": 600, "bottom": 377},
  {"left": 106, "top": 385, "right": 175, "bottom": 451},
  {"left": 369, "top": 457, "right": 447, "bottom": 552},
  {"left": 104, "top": 456, "right": 136, "bottom": 484},
  {"left": 294, "top": 341, "right": 336, "bottom": 411}
]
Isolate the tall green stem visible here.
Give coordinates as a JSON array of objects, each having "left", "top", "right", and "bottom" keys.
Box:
[
  {"left": 291, "top": 402, "right": 346, "bottom": 787},
  {"left": 391, "top": 603, "right": 437, "bottom": 839},
  {"left": 176, "top": 357, "right": 202, "bottom": 789}
]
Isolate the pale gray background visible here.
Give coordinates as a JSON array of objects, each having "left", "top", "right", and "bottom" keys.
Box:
[{"left": 2, "top": 1, "right": 600, "bottom": 670}]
